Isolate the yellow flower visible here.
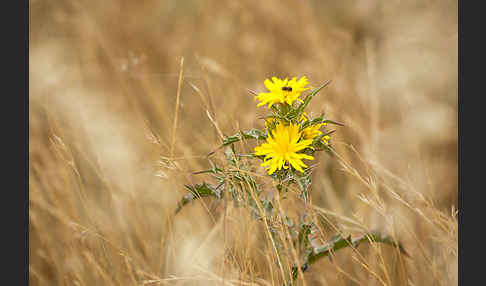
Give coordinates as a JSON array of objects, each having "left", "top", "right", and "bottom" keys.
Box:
[
  {"left": 302, "top": 124, "right": 324, "bottom": 140},
  {"left": 254, "top": 76, "right": 310, "bottom": 108},
  {"left": 300, "top": 113, "right": 328, "bottom": 143},
  {"left": 254, "top": 122, "right": 314, "bottom": 175},
  {"left": 322, "top": 135, "right": 330, "bottom": 146}
]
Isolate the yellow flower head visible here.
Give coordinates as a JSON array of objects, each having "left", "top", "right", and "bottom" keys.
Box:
[
  {"left": 254, "top": 76, "right": 310, "bottom": 108},
  {"left": 300, "top": 112, "right": 328, "bottom": 142},
  {"left": 302, "top": 124, "right": 324, "bottom": 140},
  {"left": 322, "top": 135, "right": 330, "bottom": 146},
  {"left": 254, "top": 122, "right": 314, "bottom": 175}
]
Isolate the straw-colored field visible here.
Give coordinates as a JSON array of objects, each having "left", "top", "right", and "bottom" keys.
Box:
[{"left": 29, "top": 1, "right": 458, "bottom": 285}]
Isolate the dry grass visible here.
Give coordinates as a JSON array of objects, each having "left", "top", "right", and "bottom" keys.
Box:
[{"left": 29, "top": 0, "right": 457, "bottom": 285}]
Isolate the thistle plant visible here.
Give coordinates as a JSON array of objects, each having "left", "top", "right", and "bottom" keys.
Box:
[{"left": 175, "top": 76, "right": 406, "bottom": 285}]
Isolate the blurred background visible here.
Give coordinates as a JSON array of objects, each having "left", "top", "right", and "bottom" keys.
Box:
[{"left": 30, "top": 0, "right": 457, "bottom": 285}]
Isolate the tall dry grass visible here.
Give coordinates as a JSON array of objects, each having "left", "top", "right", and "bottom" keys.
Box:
[{"left": 30, "top": 0, "right": 457, "bottom": 285}]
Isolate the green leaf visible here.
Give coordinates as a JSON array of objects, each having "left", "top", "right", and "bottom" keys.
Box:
[
  {"left": 294, "top": 173, "right": 311, "bottom": 192},
  {"left": 222, "top": 129, "right": 267, "bottom": 146},
  {"left": 307, "top": 232, "right": 408, "bottom": 265},
  {"left": 297, "top": 223, "right": 312, "bottom": 250},
  {"left": 289, "top": 232, "right": 407, "bottom": 284},
  {"left": 309, "top": 80, "right": 332, "bottom": 97},
  {"left": 300, "top": 116, "right": 324, "bottom": 129},
  {"left": 295, "top": 80, "right": 331, "bottom": 117},
  {"left": 322, "top": 119, "right": 344, "bottom": 126},
  {"left": 262, "top": 199, "right": 274, "bottom": 217},
  {"left": 175, "top": 182, "right": 220, "bottom": 214},
  {"left": 192, "top": 167, "right": 223, "bottom": 175}
]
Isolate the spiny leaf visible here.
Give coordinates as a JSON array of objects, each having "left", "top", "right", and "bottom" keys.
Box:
[
  {"left": 294, "top": 174, "right": 311, "bottom": 192},
  {"left": 297, "top": 223, "right": 313, "bottom": 250},
  {"left": 295, "top": 80, "right": 332, "bottom": 117},
  {"left": 192, "top": 167, "right": 223, "bottom": 175},
  {"left": 309, "top": 80, "right": 332, "bottom": 97},
  {"left": 322, "top": 119, "right": 344, "bottom": 126},
  {"left": 307, "top": 232, "right": 408, "bottom": 265},
  {"left": 300, "top": 116, "right": 324, "bottom": 129},
  {"left": 222, "top": 129, "right": 268, "bottom": 146},
  {"left": 175, "top": 182, "right": 220, "bottom": 214}
]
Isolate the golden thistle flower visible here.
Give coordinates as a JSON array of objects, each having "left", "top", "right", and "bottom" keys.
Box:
[
  {"left": 322, "top": 135, "right": 330, "bottom": 146},
  {"left": 255, "top": 76, "right": 310, "bottom": 108},
  {"left": 302, "top": 124, "right": 324, "bottom": 140},
  {"left": 254, "top": 122, "right": 314, "bottom": 175},
  {"left": 300, "top": 113, "right": 329, "bottom": 144}
]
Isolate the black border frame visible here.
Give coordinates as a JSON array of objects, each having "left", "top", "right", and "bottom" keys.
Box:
[
  {"left": 458, "top": 0, "right": 462, "bottom": 284},
  {"left": 21, "top": 1, "right": 463, "bottom": 285}
]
